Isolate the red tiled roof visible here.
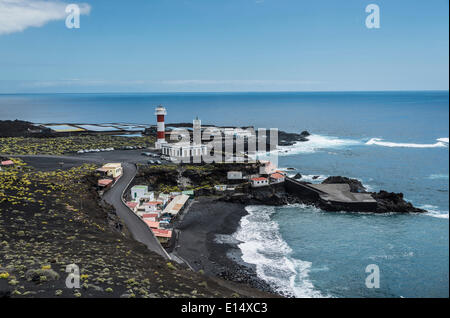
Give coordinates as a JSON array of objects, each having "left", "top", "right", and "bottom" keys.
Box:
[
  {"left": 251, "top": 177, "right": 267, "bottom": 182},
  {"left": 126, "top": 201, "right": 138, "bottom": 209},
  {"left": 144, "top": 220, "right": 160, "bottom": 229},
  {"left": 142, "top": 213, "right": 158, "bottom": 218},
  {"left": 143, "top": 201, "right": 163, "bottom": 206},
  {"left": 98, "top": 179, "right": 113, "bottom": 187},
  {"left": 1, "top": 160, "right": 14, "bottom": 166},
  {"left": 152, "top": 228, "right": 173, "bottom": 238},
  {"left": 270, "top": 173, "right": 285, "bottom": 179}
]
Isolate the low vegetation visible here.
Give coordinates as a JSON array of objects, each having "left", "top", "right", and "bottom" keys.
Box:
[
  {"left": 0, "top": 135, "right": 155, "bottom": 155},
  {"left": 0, "top": 160, "right": 259, "bottom": 298},
  {"left": 133, "top": 163, "right": 260, "bottom": 194}
]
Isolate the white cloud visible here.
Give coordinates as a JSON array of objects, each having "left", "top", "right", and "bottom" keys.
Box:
[{"left": 0, "top": 0, "right": 91, "bottom": 35}]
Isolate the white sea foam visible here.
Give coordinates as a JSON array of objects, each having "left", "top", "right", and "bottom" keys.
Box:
[
  {"left": 276, "top": 134, "right": 362, "bottom": 156},
  {"left": 419, "top": 204, "right": 449, "bottom": 219},
  {"left": 366, "top": 138, "right": 449, "bottom": 148},
  {"left": 428, "top": 174, "right": 449, "bottom": 180},
  {"left": 296, "top": 174, "right": 328, "bottom": 183},
  {"left": 253, "top": 134, "right": 448, "bottom": 159},
  {"left": 234, "top": 205, "right": 325, "bottom": 298}
]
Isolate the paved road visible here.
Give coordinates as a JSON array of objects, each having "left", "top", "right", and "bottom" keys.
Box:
[
  {"left": 103, "top": 162, "right": 169, "bottom": 259},
  {"left": 11, "top": 154, "right": 169, "bottom": 259}
]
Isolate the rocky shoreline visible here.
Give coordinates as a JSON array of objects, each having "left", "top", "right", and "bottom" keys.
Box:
[{"left": 221, "top": 176, "right": 426, "bottom": 213}]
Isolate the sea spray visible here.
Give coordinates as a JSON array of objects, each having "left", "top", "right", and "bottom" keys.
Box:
[
  {"left": 233, "top": 205, "right": 325, "bottom": 298},
  {"left": 366, "top": 137, "right": 449, "bottom": 148},
  {"left": 276, "top": 134, "right": 363, "bottom": 156}
]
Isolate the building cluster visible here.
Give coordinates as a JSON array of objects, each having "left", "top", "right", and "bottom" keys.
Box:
[
  {"left": 152, "top": 105, "right": 259, "bottom": 163},
  {"left": 250, "top": 161, "right": 286, "bottom": 187},
  {"left": 126, "top": 185, "right": 192, "bottom": 245},
  {"left": 95, "top": 163, "right": 123, "bottom": 188},
  {"left": 212, "top": 160, "right": 286, "bottom": 191}
]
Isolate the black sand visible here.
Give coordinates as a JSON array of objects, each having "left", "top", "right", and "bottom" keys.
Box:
[{"left": 174, "top": 197, "right": 275, "bottom": 294}]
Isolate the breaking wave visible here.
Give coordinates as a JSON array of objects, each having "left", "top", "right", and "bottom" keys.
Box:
[
  {"left": 428, "top": 174, "right": 449, "bottom": 180},
  {"left": 420, "top": 205, "right": 449, "bottom": 219},
  {"left": 294, "top": 174, "right": 328, "bottom": 183},
  {"left": 366, "top": 138, "right": 449, "bottom": 148},
  {"left": 276, "top": 134, "right": 362, "bottom": 156},
  {"left": 233, "top": 205, "right": 325, "bottom": 298},
  {"left": 255, "top": 134, "right": 448, "bottom": 159}
]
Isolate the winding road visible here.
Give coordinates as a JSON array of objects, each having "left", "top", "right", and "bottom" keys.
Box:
[
  {"left": 13, "top": 154, "right": 170, "bottom": 259},
  {"left": 102, "top": 162, "right": 170, "bottom": 259}
]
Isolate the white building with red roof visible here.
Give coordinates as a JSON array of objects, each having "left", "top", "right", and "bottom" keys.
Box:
[
  {"left": 250, "top": 176, "right": 269, "bottom": 187},
  {"left": 270, "top": 172, "right": 286, "bottom": 184}
]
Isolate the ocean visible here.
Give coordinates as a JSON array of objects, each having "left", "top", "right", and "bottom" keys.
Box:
[{"left": 0, "top": 91, "right": 448, "bottom": 298}]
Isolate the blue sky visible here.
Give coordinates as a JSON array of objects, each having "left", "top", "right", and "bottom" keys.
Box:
[{"left": 0, "top": 0, "right": 448, "bottom": 93}]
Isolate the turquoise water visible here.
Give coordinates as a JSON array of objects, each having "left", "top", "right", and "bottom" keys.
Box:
[{"left": 0, "top": 91, "right": 448, "bottom": 297}]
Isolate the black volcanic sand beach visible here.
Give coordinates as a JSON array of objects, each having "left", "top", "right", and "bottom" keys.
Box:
[{"left": 174, "top": 197, "right": 276, "bottom": 294}]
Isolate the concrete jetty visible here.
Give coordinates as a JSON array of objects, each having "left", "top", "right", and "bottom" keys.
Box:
[{"left": 285, "top": 177, "right": 378, "bottom": 212}]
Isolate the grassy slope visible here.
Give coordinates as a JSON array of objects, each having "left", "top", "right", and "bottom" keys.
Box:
[{"left": 0, "top": 160, "right": 271, "bottom": 298}]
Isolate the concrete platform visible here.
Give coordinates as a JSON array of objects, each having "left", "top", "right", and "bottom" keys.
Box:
[{"left": 308, "top": 183, "right": 376, "bottom": 203}]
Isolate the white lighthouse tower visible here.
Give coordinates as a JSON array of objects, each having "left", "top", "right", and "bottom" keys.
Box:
[
  {"left": 193, "top": 116, "right": 201, "bottom": 145},
  {"left": 155, "top": 105, "right": 167, "bottom": 149}
]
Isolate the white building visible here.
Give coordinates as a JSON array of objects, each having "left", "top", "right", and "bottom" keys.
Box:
[
  {"left": 250, "top": 177, "right": 269, "bottom": 187},
  {"left": 142, "top": 201, "right": 162, "bottom": 212},
  {"left": 158, "top": 193, "right": 170, "bottom": 205},
  {"left": 97, "top": 163, "right": 123, "bottom": 179},
  {"left": 131, "top": 186, "right": 154, "bottom": 202},
  {"left": 162, "top": 194, "right": 190, "bottom": 216},
  {"left": 131, "top": 185, "right": 147, "bottom": 201},
  {"left": 269, "top": 172, "right": 285, "bottom": 184},
  {"left": 227, "top": 171, "right": 243, "bottom": 180},
  {"left": 161, "top": 142, "right": 208, "bottom": 162}
]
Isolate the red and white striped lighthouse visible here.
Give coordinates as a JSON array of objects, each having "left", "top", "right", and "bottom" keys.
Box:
[{"left": 155, "top": 105, "right": 167, "bottom": 149}]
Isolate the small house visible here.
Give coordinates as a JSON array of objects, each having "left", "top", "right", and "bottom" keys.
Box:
[
  {"left": 140, "top": 192, "right": 155, "bottom": 202},
  {"left": 141, "top": 213, "right": 159, "bottom": 222},
  {"left": 259, "top": 160, "right": 277, "bottom": 175},
  {"left": 151, "top": 228, "right": 173, "bottom": 245},
  {"left": 142, "top": 201, "right": 162, "bottom": 212},
  {"left": 270, "top": 172, "right": 286, "bottom": 184},
  {"left": 98, "top": 179, "right": 113, "bottom": 188},
  {"left": 158, "top": 193, "right": 170, "bottom": 205},
  {"left": 102, "top": 163, "right": 123, "bottom": 179},
  {"left": 162, "top": 194, "right": 189, "bottom": 216},
  {"left": 131, "top": 185, "right": 148, "bottom": 201},
  {"left": 227, "top": 171, "right": 243, "bottom": 180},
  {"left": 126, "top": 201, "right": 138, "bottom": 212},
  {"left": 251, "top": 177, "right": 269, "bottom": 187},
  {"left": 144, "top": 219, "right": 160, "bottom": 229}
]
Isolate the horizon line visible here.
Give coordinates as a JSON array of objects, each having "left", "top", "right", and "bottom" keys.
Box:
[{"left": 0, "top": 89, "right": 448, "bottom": 95}]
